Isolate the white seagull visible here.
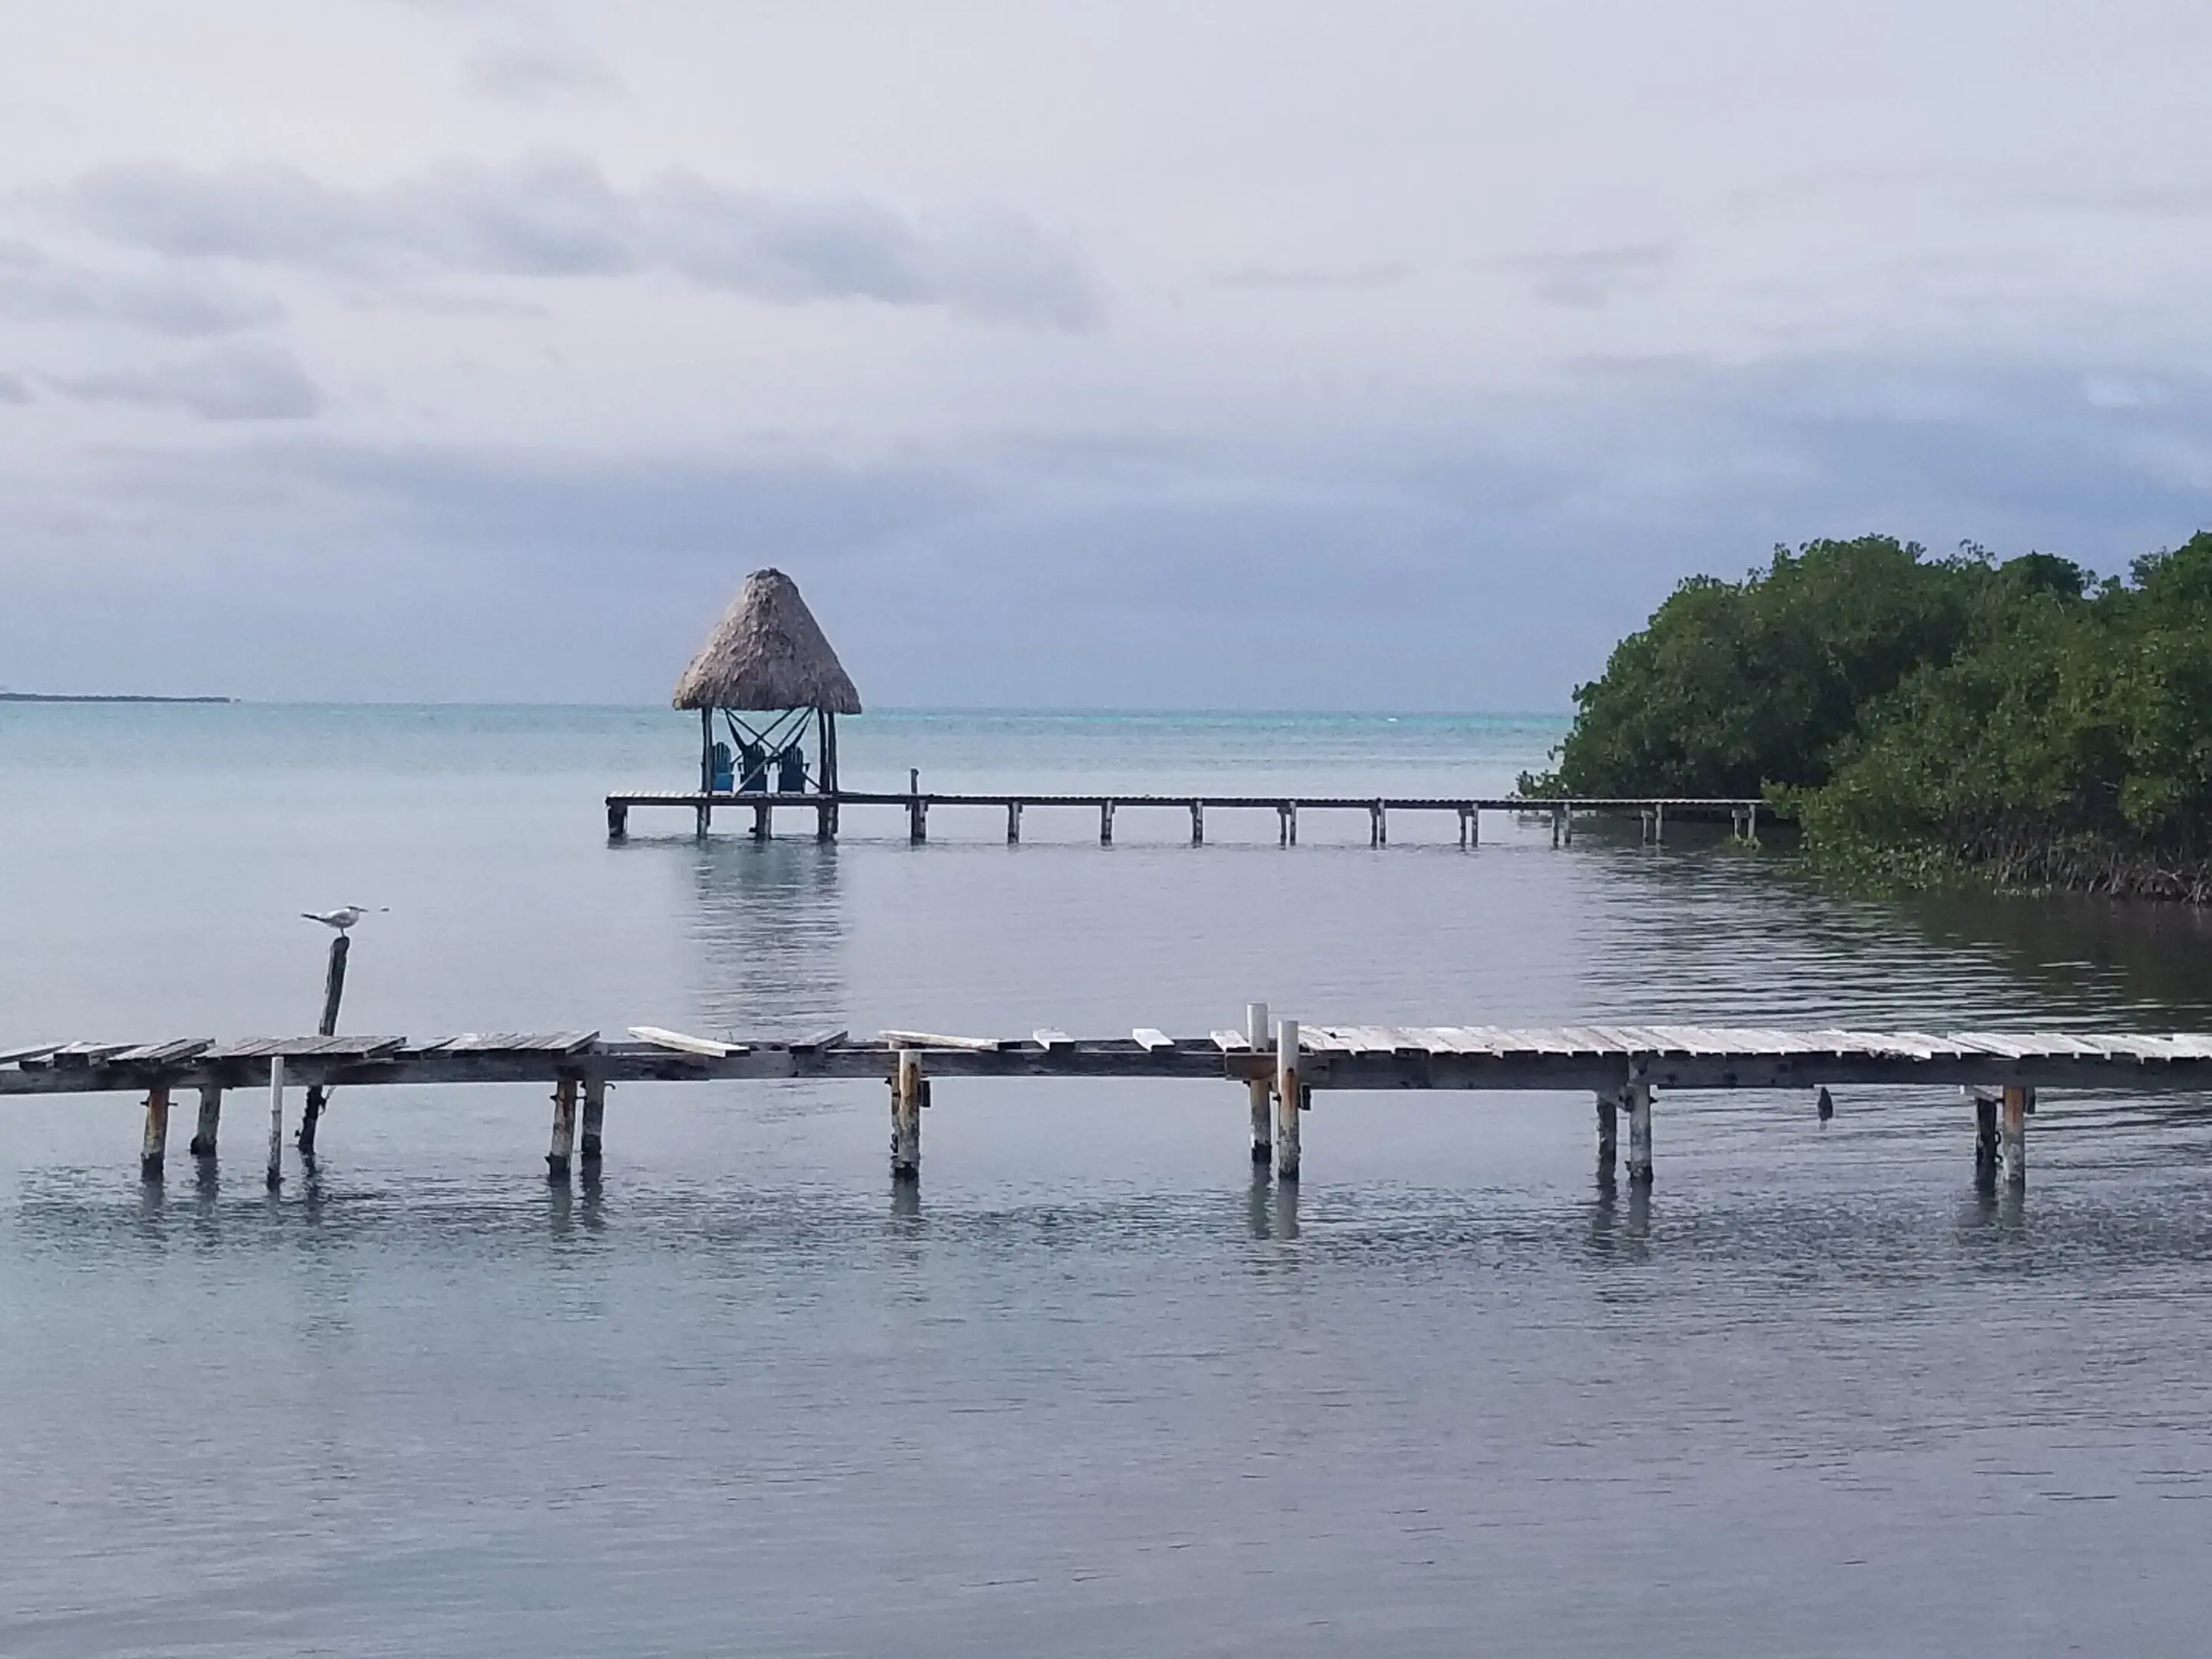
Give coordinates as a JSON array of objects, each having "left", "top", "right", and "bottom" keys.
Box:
[{"left": 301, "top": 906, "right": 386, "bottom": 932}]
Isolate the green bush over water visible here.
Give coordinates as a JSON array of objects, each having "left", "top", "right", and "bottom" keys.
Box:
[{"left": 1528, "top": 531, "right": 2212, "bottom": 899}]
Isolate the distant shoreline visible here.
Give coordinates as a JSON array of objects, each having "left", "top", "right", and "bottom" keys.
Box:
[{"left": 0, "top": 693, "right": 233, "bottom": 704}]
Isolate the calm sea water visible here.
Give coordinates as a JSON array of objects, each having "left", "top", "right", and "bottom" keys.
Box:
[{"left": 6, "top": 704, "right": 2212, "bottom": 1657}]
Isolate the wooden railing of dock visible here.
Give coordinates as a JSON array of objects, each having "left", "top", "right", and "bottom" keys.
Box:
[
  {"left": 603, "top": 790, "right": 1767, "bottom": 846},
  {"left": 6, "top": 1017, "right": 2205, "bottom": 1194}
]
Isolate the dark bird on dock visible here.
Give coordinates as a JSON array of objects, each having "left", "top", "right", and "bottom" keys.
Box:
[
  {"left": 1816, "top": 1085, "right": 1834, "bottom": 1123},
  {"left": 302, "top": 906, "right": 385, "bottom": 932}
]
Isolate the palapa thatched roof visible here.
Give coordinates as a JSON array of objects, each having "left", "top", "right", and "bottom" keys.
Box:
[{"left": 671, "top": 568, "right": 863, "bottom": 714}]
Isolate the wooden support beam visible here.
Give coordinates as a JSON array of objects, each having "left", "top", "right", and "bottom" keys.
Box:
[
  {"left": 1974, "top": 1091, "right": 1999, "bottom": 1175},
  {"left": 1370, "top": 801, "right": 1386, "bottom": 846},
  {"left": 1596, "top": 1089, "right": 1618, "bottom": 1187},
  {"left": 2002, "top": 1084, "right": 2030, "bottom": 1187},
  {"left": 1190, "top": 802, "right": 1204, "bottom": 846},
  {"left": 908, "top": 784, "right": 926, "bottom": 843},
  {"left": 1275, "top": 1018, "right": 1301, "bottom": 1181},
  {"left": 1006, "top": 801, "right": 1022, "bottom": 843},
  {"left": 1626, "top": 1080, "right": 1653, "bottom": 1185},
  {"left": 752, "top": 800, "right": 771, "bottom": 839},
  {"left": 1247, "top": 1002, "right": 1272, "bottom": 1164},
  {"left": 816, "top": 799, "right": 836, "bottom": 841},
  {"left": 580, "top": 1078, "right": 605, "bottom": 1162},
  {"left": 139, "top": 1084, "right": 170, "bottom": 1177},
  {"left": 297, "top": 932, "right": 349, "bottom": 1160},
  {"left": 607, "top": 800, "right": 629, "bottom": 839},
  {"left": 266, "top": 1055, "right": 285, "bottom": 1190},
  {"left": 188, "top": 1085, "right": 222, "bottom": 1158},
  {"left": 1654, "top": 802, "right": 1665, "bottom": 845},
  {"left": 547, "top": 1075, "right": 578, "bottom": 1180},
  {"left": 1100, "top": 801, "right": 1114, "bottom": 845},
  {"left": 1552, "top": 806, "right": 1563, "bottom": 847},
  {"left": 891, "top": 1048, "right": 922, "bottom": 1181},
  {"left": 697, "top": 709, "right": 714, "bottom": 839}
]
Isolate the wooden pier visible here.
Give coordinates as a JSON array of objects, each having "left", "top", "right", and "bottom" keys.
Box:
[
  {"left": 7, "top": 1016, "right": 2208, "bottom": 1192},
  {"left": 604, "top": 791, "right": 1765, "bottom": 846}
]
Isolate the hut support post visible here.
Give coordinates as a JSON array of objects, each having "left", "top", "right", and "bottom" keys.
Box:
[
  {"left": 1596, "top": 1089, "right": 1618, "bottom": 1186},
  {"left": 1275, "top": 1019, "right": 1301, "bottom": 1181},
  {"left": 1101, "top": 802, "right": 1114, "bottom": 845},
  {"left": 1370, "top": 802, "right": 1386, "bottom": 846},
  {"left": 296, "top": 932, "right": 349, "bottom": 1159},
  {"left": 140, "top": 1084, "right": 171, "bottom": 1178},
  {"left": 1247, "top": 1002, "right": 1272, "bottom": 1164},
  {"left": 266, "top": 1056, "right": 285, "bottom": 1190},
  {"left": 1191, "top": 803, "right": 1204, "bottom": 846},
  {"left": 580, "top": 1078, "right": 606, "bottom": 1162},
  {"left": 189, "top": 1085, "right": 223, "bottom": 1158},
  {"left": 1974, "top": 1091, "right": 2000, "bottom": 1175},
  {"left": 891, "top": 1048, "right": 922, "bottom": 1181},
  {"left": 547, "top": 1075, "right": 578, "bottom": 1180},
  {"left": 815, "top": 710, "right": 839, "bottom": 840},
  {"left": 1626, "top": 1080, "right": 1653, "bottom": 1184},
  {"left": 697, "top": 709, "right": 714, "bottom": 838},
  {"left": 1655, "top": 802, "right": 1665, "bottom": 845},
  {"left": 2002, "top": 1084, "right": 2031, "bottom": 1187},
  {"left": 608, "top": 801, "right": 629, "bottom": 839},
  {"left": 752, "top": 800, "right": 771, "bottom": 840}
]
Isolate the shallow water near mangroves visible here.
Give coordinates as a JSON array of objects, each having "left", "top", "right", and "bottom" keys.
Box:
[{"left": 7, "top": 704, "right": 2212, "bottom": 1657}]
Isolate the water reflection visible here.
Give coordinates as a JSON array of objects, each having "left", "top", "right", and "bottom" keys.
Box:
[{"left": 685, "top": 835, "right": 847, "bottom": 1035}]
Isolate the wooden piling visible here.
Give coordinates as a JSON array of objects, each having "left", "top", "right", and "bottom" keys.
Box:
[
  {"left": 1552, "top": 806, "right": 1564, "bottom": 847},
  {"left": 607, "top": 800, "right": 629, "bottom": 839},
  {"left": 1654, "top": 802, "right": 1665, "bottom": 845},
  {"left": 139, "top": 1084, "right": 170, "bottom": 1177},
  {"left": 1626, "top": 1080, "right": 1652, "bottom": 1184},
  {"left": 1370, "top": 801, "right": 1386, "bottom": 846},
  {"left": 580, "top": 1077, "right": 606, "bottom": 1161},
  {"left": 1006, "top": 801, "right": 1022, "bottom": 843},
  {"left": 908, "top": 770, "right": 926, "bottom": 843},
  {"left": 188, "top": 1085, "right": 222, "bottom": 1158},
  {"left": 547, "top": 1075, "right": 578, "bottom": 1180},
  {"left": 1596, "top": 1089, "right": 1618, "bottom": 1185},
  {"left": 265, "top": 1055, "right": 284, "bottom": 1190},
  {"left": 1974, "top": 1091, "right": 1999, "bottom": 1174},
  {"left": 1247, "top": 1002, "right": 1272, "bottom": 1164},
  {"left": 752, "top": 800, "right": 771, "bottom": 839},
  {"left": 1275, "top": 1019, "right": 1301, "bottom": 1181},
  {"left": 2002, "top": 1084, "right": 2030, "bottom": 1187},
  {"left": 1100, "top": 801, "right": 1114, "bottom": 845},
  {"left": 296, "top": 932, "right": 349, "bottom": 1158},
  {"left": 816, "top": 798, "right": 838, "bottom": 841},
  {"left": 696, "top": 709, "right": 714, "bottom": 839},
  {"left": 891, "top": 1048, "right": 922, "bottom": 1180},
  {"left": 1190, "top": 803, "right": 1204, "bottom": 846}
]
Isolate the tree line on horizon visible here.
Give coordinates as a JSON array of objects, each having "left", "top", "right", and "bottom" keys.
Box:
[{"left": 1526, "top": 531, "right": 2212, "bottom": 899}]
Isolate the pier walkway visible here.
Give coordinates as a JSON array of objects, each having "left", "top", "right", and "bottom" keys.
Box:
[
  {"left": 604, "top": 791, "right": 1765, "bottom": 846},
  {"left": 7, "top": 1016, "right": 2207, "bottom": 1192}
]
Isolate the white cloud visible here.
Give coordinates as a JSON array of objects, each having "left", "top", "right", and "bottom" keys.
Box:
[{"left": 55, "top": 346, "right": 320, "bottom": 421}]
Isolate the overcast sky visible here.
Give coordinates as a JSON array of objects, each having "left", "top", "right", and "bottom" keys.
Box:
[{"left": 5, "top": 2, "right": 2210, "bottom": 707}]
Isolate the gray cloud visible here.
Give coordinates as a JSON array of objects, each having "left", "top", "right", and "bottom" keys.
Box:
[
  {"left": 1220, "top": 262, "right": 1409, "bottom": 293},
  {"left": 64, "top": 155, "right": 1099, "bottom": 327},
  {"left": 0, "top": 371, "right": 27, "bottom": 404},
  {"left": 55, "top": 345, "right": 320, "bottom": 420},
  {"left": 0, "top": 240, "right": 280, "bottom": 336},
  {"left": 1503, "top": 241, "right": 1674, "bottom": 310},
  {"left": 464, "top": 38, "right": 621, "bottom": 102}
]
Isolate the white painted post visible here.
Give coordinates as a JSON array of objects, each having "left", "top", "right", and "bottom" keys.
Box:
[
  {"left": 1247, "top": 1002, "right": 1272, "bottom": 1164},
  {"left": 1626, "top": 1080, "right": 1653, "bottom": 1184},
  {"left": 892, "top": 1048, "right": 922, "bottom": 1180},
  {"left": 1276, "top": 1019, "right": 1301, "bottom": 1181},
  {"left": 266, "top": 1055, "right": 286, "bottom": 1190},
  {"left": 2002, "top": 1084, "right": 2030, "bottom": 1187}
]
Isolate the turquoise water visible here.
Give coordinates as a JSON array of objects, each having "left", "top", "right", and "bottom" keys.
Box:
[{"left": 5, "top": 703, "right": 2212, "bottom": 1657}]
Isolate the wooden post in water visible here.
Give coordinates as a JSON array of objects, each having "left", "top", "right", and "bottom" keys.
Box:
[
  {"left": 1370, "top": 801, "right": 1386, "bottom": 846},
  {"left": 266, "top": 1055, "right": 285, "bottom": 1189},
  {"left": 607, "top": 800, "right": 629, "bottom": 839},
  {"left": 1247, "top": 1002, "right": 1272, "bottom": 1164},
  {"left": 547, "top": 1075, "right": 578, "bottom": 1180},
  {"left": 752, "top": 800, "right": 771, "bottom": 839},
  {"left": 1625, "top": 1079, "right": 1653, "bottom": 1184},
  {"left": 891, "top": 1048, "right": 922, "bottom": 1181},
  {"left": 296, "top": 932, "right": 349, "bottom": 1158},
  {"left": 189, "top": 1085, "right": 222, "bottom": 1158},
  {"left": 580, "top": 1077, "right": 606, "bottom": 1163},
  {"left": 1551, "top": 806, "right": 1564, "bottom": 847},
  {"left": 1596, "top": 1089, "right": 1618, "bottom": 1186},
  {"left": 697, "top": 708, "right": 714, "bottom": 839},
  {"left": 1974, "top": 1091, "right": 2000, "bottom": 1175},
  {"left": 2002, "top": 1084, "right": 2030, "bottom": 1187},
  {"left": 1100, "top": 801, "right": 1114, "bottom": 845},
  {"left": 1006, "top": 802, "right": 1022, "bottom": 843},
  {"left": 1275, "top": 1018, "right": 1301, "bottom": 1181},
  {"left": 1190, "top": 803, "right": 1204, "bottom": 846},
  {"left": 1654, "top": 802, "right": 1665, "bottom": 845},
  {"left": 139, "top": 1084, "right": 171, "bottom": 1178},
  {"left": 908, "top": 769, "right": 925, "bottom": 843}
]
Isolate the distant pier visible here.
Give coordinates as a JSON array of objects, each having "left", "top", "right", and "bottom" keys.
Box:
[
  {"left": 5, "top": 1015, "right": 2199, "bottom": 1194},
  {"left": 604, "top": 791, "right": 1765, "bottom": 846}
]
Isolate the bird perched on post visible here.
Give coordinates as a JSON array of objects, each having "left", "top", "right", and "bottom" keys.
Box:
[{"left": 301, "top": 906, "right": 386, "bottom": 932}]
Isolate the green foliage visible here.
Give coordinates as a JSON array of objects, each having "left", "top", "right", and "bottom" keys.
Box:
[{"left": 1536, "top": 529, "right": 2212, "bottom": 897}]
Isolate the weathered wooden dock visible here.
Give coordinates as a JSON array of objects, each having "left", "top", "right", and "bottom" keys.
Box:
[
  {"left": 604, "top": 791, "right": 1765, "bottom": 846},
  {"left": 7, "top": 1015, "right": 2207, "bottom": 1192}
]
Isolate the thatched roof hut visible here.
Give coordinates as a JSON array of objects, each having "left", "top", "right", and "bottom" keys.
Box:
[{"left": 672, "top": 569, "right": 862, "bottom": 714}]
